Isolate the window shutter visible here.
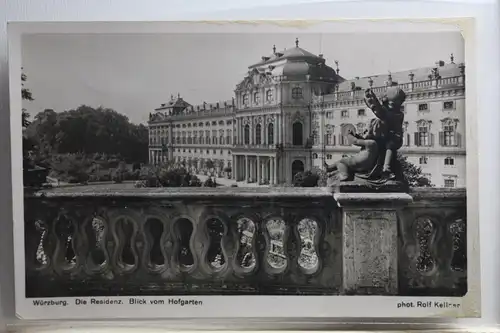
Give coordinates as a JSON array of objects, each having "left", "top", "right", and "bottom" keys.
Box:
[
  {"left": 414, "top": 132, "right": 419, "bottom": 146},
  {"left": 456, "top": 132, "right": 461, "bottom": 147},
  {"left": 406, "top": 133, "right": 410, "bottom": 146},
  {"left": 430, "top": 133, "right": 434, "bottom": 147},
  {"left": 439, "top": 132, "right": 444, "bottom": 146},
  {"left": 332, "top": 135, "right": 336, "bottom": 146}
]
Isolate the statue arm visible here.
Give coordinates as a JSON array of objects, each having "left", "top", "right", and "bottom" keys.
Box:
[
  {"left": 349, "top": 134, "right": 367, "bottom": 147},
  {"left": 364, "top": 90, "right": 387, "bottom": 120}
]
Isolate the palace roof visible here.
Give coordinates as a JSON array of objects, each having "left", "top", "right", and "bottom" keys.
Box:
[
  {"left": 336, "top": 61, "right": 464, "bottom": 92},
  {"left": 155, "top": 94, "right": 192, "bottom": 111}
]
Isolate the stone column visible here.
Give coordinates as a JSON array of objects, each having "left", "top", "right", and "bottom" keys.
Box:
[
  {"left": 275, "top": 115, "right": 280, "bottom": 145},
  {"left": 237, "top": 118, "right": 241, "bottom": 145},
  {"left": 261, "top": 158, "right": 265, "bottom": 183},
  {"left": 334, "top": 192, "right": 412, "bottom": 295},
  {"left": 263, "top": 119, "right": 267, "bottom": 145},
  {"left": 270, "top": 157, "right": 275, "bottom": 185},
  {"left": 245, "top": 155, "right": 249, "bottom": 182},
  {"left": 232, "top": 155, "right": 237, "bottom": 180},
  {"left": 273, "top": 157, "right": 278, "bottom": 185},
  {"left": 250, "top": 120, "right": 254, "bottom": 145},
  {"left": 257, "top": 156, "right": 261, "bottom": 184}
]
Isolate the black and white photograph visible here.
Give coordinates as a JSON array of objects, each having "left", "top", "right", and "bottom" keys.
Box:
[{"left": 9, "top": 21, "right": 479, "bottom": 319}]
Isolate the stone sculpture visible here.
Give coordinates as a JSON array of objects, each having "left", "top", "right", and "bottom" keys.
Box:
[{"left": 324, "top": 86, "right": 407, "bottom": 191}]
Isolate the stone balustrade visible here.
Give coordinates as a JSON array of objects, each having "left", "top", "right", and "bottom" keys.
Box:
[{"left": 23, "top": 186, "right": 466, "bottom": 298}]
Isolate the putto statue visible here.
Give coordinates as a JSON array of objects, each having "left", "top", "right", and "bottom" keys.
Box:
[{"left": 325, "top": 86, "right": 407, "bottom": 190}]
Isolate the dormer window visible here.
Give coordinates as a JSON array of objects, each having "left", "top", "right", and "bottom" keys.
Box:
[{"left": 292, "top": 87, "right": 303, "bottom": 99}]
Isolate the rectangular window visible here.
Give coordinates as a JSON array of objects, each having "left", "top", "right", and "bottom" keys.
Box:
[
  {"left": 357, "top": 109, "right": 366, "bottom": 116},
  {"left": 417, "top": 126, "right": 429, "bottom": 146},
  {"left": 341, "top": 110, "right": 349, "bottom": 118},
  {"left": 443, "top": 101, "right": 454, "bottom": 110},
  {"left": 326, "top": 112, "right": 333, "bottom": 119},
  {"left": 326, "top": 133, "right": 332, "bottom": 145},
  {"left": 418, "top": 103, "right": 429, "bottom": 111},
  {"left": 444, "top": 179, "right": 455, "bottom": 188},
  {"left": 444, "top": 125, "right": 455, "bottom": 146}
]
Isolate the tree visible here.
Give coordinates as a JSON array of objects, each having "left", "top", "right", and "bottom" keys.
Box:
[
  {"left": 26, "top": 105, "right": 149, "bottom": 164},
  {"left": 293, "top": 171, "right": 320, "bottom": 187},
  {"left": 21, "top": 70, "right": 34, "bottom": 128},
  {"left": 205, "top": 159, "right": 215, "bottom": 170},
  {"left": 397, "top": 153, "right": 433, "bottom": 187}
]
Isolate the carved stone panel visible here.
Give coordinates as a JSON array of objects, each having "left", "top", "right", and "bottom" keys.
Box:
[{"left": 343, "top": 209, "right": 398, "bottom": 295}]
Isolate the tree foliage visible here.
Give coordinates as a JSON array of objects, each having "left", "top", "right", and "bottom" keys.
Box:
[
  {"left": 21, "top": 70, "right": 34, "bottom": 128},
  {"left": 26, "top": 105, "right": 149, "bottom": 164},
  {"left": 396, "top": 153, "right": 433, "bottom": 187}
]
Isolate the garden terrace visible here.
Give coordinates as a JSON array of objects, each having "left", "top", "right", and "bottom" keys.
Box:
[{"left": 24, "top": 186, "right": 467, "bottom": 297}]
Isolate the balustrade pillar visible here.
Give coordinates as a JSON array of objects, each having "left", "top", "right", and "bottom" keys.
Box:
[{"left": 334, "top": 192, "right": 412, "bottom": 295}]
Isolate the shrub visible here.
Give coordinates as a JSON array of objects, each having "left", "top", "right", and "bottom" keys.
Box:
[{"left": 293, "top": 171, "right": 319, "bottom": 187}]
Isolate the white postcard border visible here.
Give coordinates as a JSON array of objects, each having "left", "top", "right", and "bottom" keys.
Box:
[{"left": 8, "top": 20, "right": 480, "bottom": 320}]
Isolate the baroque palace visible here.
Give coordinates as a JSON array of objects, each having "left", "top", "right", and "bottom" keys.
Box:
[{"left": 148, "top": 39, "right": 466, "bottom": 188}]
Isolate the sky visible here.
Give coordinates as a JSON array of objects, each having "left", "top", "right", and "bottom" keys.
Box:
[{"left": 21, "top": 31, "right": 464, "bottom": 125}]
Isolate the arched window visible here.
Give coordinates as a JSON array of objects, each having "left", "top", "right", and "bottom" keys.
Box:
[
  {"left": 268, "top": 123, "right": 274, "bottom": 145},
  {"left": 292, "top": 122, "right": 303, "bottom": 146},
  {"left": 244, "top": 124, "right": 250, "bottom": 144},
  {"left": 212, "top": 130, "right": 217, "bottom": 145},
  {"left": 256, "top": 124, "right": 262, "bottom": 144},
  {"left": 292, "top": 87, "right": 303, "bottom": 99},
  {"left": 312, "top": 153, "right": 318, "bottom": 159},
  {"left": 444, "top": 157, "right": 455, "bottom": 166},
  {"left": 340, "top": 124, "right": 356, "bottom": 146}
]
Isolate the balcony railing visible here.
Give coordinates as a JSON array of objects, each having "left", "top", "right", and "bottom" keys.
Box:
[{"left": 24, "top": 186, "right": 466, "bottom": 297}]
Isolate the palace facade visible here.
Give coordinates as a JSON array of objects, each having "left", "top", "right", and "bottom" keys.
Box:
[{"left": 148, "top": 39, "right": 466, "bottom": 188}]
